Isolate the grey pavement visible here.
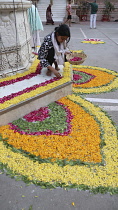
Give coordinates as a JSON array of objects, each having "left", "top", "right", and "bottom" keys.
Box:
[{"left": 0, "top": 21, "right": 118, "bottom": 210}]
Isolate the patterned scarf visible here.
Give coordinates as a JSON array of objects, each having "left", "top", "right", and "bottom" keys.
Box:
[{"left": 51, "top": 32, "right": 69, "bottom": 65}]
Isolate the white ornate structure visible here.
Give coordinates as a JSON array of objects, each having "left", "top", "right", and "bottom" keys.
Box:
[{"left": 0, "top": 0, "right": 33, "bottom": 78}]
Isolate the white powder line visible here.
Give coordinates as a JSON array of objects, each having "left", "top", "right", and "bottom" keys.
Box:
[
  {"left": 100, "top": 106, "right": 118, "bottom": 111},
  {"left": 85, "top": 98, "right": 118, "bottom": 104},
  {"left": 80, "top": 28, "right": 87, "bottom": 39}
]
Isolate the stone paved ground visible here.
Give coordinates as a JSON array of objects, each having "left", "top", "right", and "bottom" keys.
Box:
[{"left": 0, "top": 21, "right": 118, "bottom": 210}]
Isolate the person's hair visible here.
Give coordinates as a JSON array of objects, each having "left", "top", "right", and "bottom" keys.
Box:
[{"left": 54, "top": 24, "right": 71, "bottom": 43}]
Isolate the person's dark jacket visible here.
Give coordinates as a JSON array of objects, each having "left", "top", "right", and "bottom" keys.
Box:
[{"left": 89, "top": 3, "right": 98, "bottom": 14}]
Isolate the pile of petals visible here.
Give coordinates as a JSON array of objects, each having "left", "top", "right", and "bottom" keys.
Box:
[
  {"left": 70, "top": 57, "right": 82, "bottom": 61},
  {"left": 81, "top": 38, "right": 105, "bottom": 44},
  {"left": 23, "top": 107, "right": 50, "bottom": 122}
]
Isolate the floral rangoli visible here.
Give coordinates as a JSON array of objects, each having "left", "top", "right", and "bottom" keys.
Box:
[
  {"left": 72, "top": 65, "right": 118, "bottom": 94},
  {"left": 0, "top": 57, "right": 118, "bottom": 194},
  {"left": 81, "top": 39, "right": 105, "bottom": 44}
]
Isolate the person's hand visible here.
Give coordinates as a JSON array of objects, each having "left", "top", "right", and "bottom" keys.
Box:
[
  {"left": 65, "top": 51, "right": 72, "bottom": 55},
  {"left": 53, "top": 69, "right": 61, "bottom": 78},
  {"left": 48, "top": 66, "right": 61, "bottom": 78}
]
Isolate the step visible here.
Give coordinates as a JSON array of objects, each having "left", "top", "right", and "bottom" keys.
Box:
[
  {"left": 37, "top": 0, "right": 66, "bottom": 22},
  {"left": 0, "top": 59, "right": 72, "bottom": 126}
]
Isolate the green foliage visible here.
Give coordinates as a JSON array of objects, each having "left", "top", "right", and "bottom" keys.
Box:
[
  {"left": 77, "top": 1, "right": 90, "bottom": 16},
  {"left": 103, "top": 1, "right": 115, "bottom": 15}
]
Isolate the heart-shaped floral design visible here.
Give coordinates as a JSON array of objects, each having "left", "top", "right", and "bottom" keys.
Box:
[
  {"left": 73, "top": 70, "right": 95, "bottom": 84},
  {"left": 73, "top": 74, "right": 82, "bottom": 81},
  {"left": 9, "top": 101, "right": 73, "bottom": 136}
]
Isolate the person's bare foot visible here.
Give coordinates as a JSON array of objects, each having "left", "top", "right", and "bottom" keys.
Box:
[{"left": 46, "top": 69, "right": 52, "bottom": 76}]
